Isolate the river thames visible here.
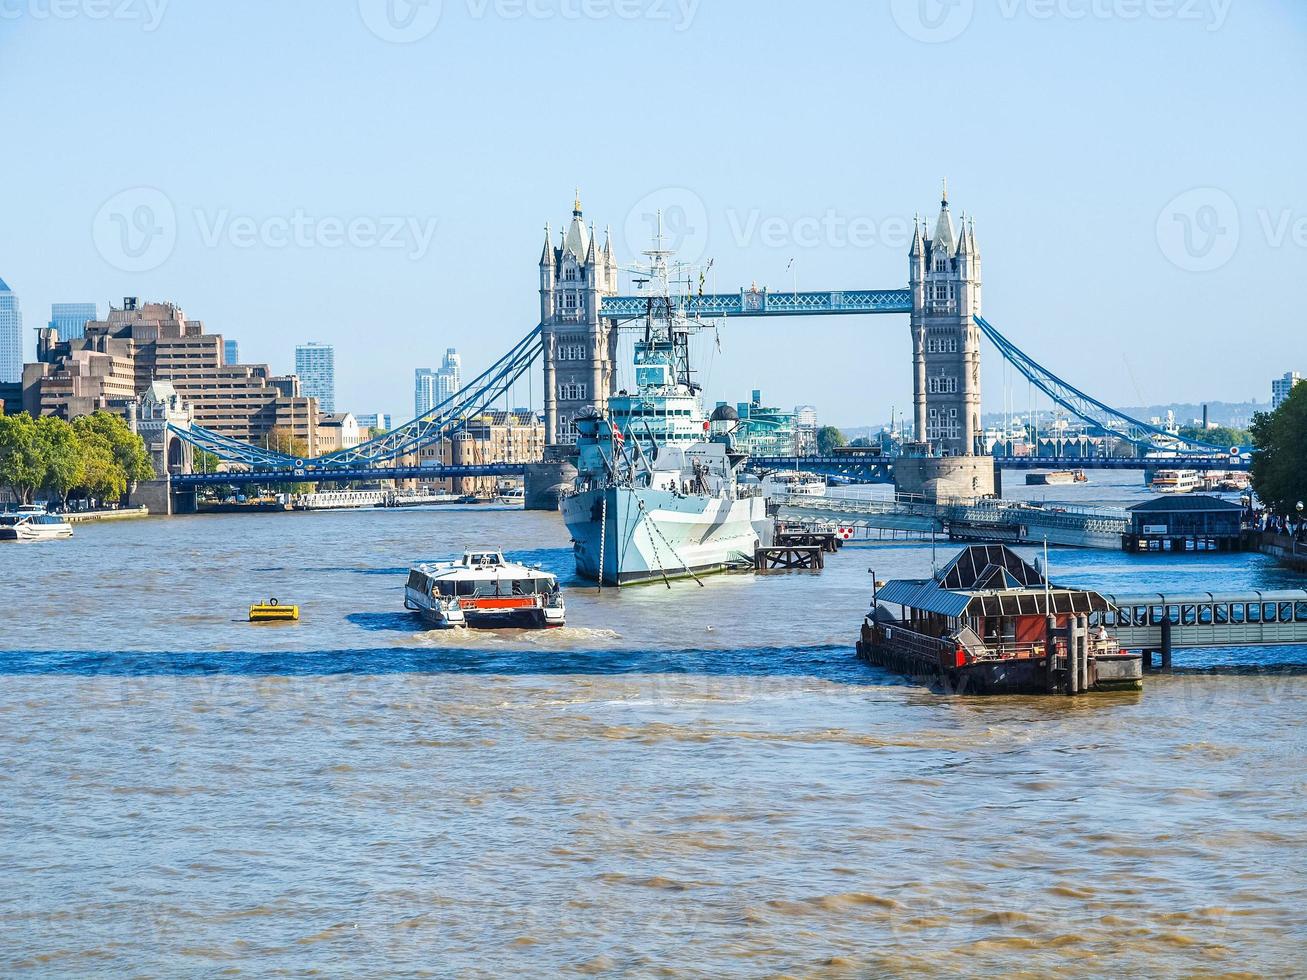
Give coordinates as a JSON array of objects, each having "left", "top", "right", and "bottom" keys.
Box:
[{"left": 2, "top": 477, "right": 1305, "bottom": 975}]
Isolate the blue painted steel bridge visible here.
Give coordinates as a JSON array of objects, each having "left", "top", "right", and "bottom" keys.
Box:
[{"left": 167, "top": 282, "right": 1250, "bottom": 484}]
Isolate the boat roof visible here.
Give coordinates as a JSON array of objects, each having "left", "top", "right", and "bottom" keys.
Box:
[
  {"left": 877, "top": 544, "right": 1111, "bottom": 618},
  {"left": 414, "top": 551, "right": 556, "bottom": 579}
]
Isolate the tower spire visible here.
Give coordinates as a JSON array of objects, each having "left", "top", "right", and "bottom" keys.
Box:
[
  {"left": 941, "top": 177, "right": 948, "bottom": 207},
  {"left": 573, "top": 187, "right": 582, "bottom": 217}
]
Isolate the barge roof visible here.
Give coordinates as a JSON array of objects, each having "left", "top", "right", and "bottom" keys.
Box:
[{"left": 877, "top": 544, "right": 1111, "bottom": 618}]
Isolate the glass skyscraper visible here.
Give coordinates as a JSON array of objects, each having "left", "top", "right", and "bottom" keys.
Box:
[
  {"left": 224, "top": 339, "right": 239, "bottom": 366},
  {"left": 50, "top": 302, "right": 97, "bottom": 342},
  {"left": 0, "top": 278, "right": 22, "bottom": 384},
  {"left": 295, "top": 342, "right": 335, "bottom": 413},
  {"left": 415, "top": 349, "right": 461, "bottom": 418}
]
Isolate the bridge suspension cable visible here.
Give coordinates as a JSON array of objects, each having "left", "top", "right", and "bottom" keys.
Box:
[
  {"left": 169, "top": 324, "right": 545, "bottom": 468},
  {"left": 975, "top": 315, "right": 1239, "bottom": 457}
]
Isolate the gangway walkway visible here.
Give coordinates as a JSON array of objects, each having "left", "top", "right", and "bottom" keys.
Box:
[
  {"left": 778, "top": 490, "right": 1128, "bottom": 549},
  {"left": 1098, "top": 590, "right": 1307, "bottom": 651}
]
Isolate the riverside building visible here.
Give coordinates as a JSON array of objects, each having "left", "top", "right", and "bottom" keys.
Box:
[{"left": 23, "top": 297, "right": 316, "bottom": 448}]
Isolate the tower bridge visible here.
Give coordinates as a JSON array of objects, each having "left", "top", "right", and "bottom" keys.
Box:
[{"left": 166, "top": 186, "right": 1246, "bottom": 507}]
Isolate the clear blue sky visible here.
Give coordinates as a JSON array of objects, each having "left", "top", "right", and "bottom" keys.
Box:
[{"left": 1, "top": 0, "right": 1303, "bottom": 426}]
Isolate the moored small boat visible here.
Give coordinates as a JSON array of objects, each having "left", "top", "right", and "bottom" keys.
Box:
[
  {"left": 405, "top": 550, "right": 565, "bottom": 629},
  {"left": 0, "top": 506, "right": 73, "bottom": 541}
]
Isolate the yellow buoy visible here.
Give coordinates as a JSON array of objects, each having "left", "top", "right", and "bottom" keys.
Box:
[{"left": 249, "top": 597, "right": 299, "bottom": 622}]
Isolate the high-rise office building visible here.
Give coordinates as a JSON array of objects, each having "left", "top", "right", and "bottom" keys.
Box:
[
  {"left": 415, "top": 368, "right": 437, "bottom": 418},
  {"left": 0, "top": 278, "right": 22, "bottom": 384},
  {"left": 1272, "top": 371, "right": 1302, "bottom": 410},
  {"left": 50, "top": 302, "right": 97, "bottom": 342},
  {"left": 415, "top": 351, "right": 460, "bottom": 418},
  {"left": 224, "top": 339, "right": 239, "bottom": 366},
  {"left": 355, "top": 413, "right": 393, "bottom": 432},
  {"left": 295, "top": 342, "right": 335, "bottom": 413},
  {"left": 436, "top": 348, "right": 461, "bottom": 401}
]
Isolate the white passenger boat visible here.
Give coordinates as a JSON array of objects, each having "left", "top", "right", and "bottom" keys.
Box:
[
  {"left": 761, "top": 470, "right": 828, "bottom": 501},
  {"left": 0, "top": 506, "right": 73, "bottom": 541},
  {"left": 1150, "top": 469, "right": 1202, "bottom": 494},
  {"left": 404, "top": 550, "right": 565, "bottom": 629}
]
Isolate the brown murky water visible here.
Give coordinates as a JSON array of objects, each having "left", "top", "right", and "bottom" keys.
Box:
[{"left": 2, "top": 501, "right": 1304, "bottom": 975}]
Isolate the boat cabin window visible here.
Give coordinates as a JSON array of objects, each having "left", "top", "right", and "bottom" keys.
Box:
[
  {"left": 1247, "top": 603, "right": 1261, "bottom": 624},
  {"left": 1181, "top": 604, "right": 1196, "bottom": 626},
  {"left": 1231, "top": 603, "right": 1245, "bottom": 624},
  {"left": 1198, "top": 605, "right": 1213, "bottom": 625},
  {"left": 1263, "top": 602, "right": 1277, "bottom": 623},
  {"left": 1278, "top": 602, "right": 1293, "bottom": 624},
  {"left": 1297, "top": 601, "right": 1307, "bottom": 623},
  {"left": 1214, "top": 604, "right": 1229, "bottom": 625},
  {"left": 435, "top": 581, "right": 456, "bottom": 597}
]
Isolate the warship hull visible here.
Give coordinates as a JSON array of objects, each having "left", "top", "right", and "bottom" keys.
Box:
[{"left": 562, "top": 485, "right": 770, "bottom": 585}]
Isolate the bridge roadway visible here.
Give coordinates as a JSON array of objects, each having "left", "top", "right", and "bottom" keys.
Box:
[
  {"left": 171, "top": 463, "right": 526, "bottom": 488},
  {"left": 777, "top": 490, "right": 1128, "bottom": 550}
]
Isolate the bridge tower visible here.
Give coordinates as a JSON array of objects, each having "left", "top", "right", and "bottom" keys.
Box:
[
  {"left": 899, "top": 183, "right": 997, "bottom": 500},
  {"left": 539, "top": 191, "right": 619, "bottom": 447}
]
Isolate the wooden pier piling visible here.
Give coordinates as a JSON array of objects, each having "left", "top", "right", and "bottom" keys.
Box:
[{"left": 754, "top": 545, "right": 824, "bottom": 571}]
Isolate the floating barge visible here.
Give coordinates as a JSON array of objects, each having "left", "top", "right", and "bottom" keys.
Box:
[{"left": 857, "top": 544, "right": 1142, "bottom": 695}]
